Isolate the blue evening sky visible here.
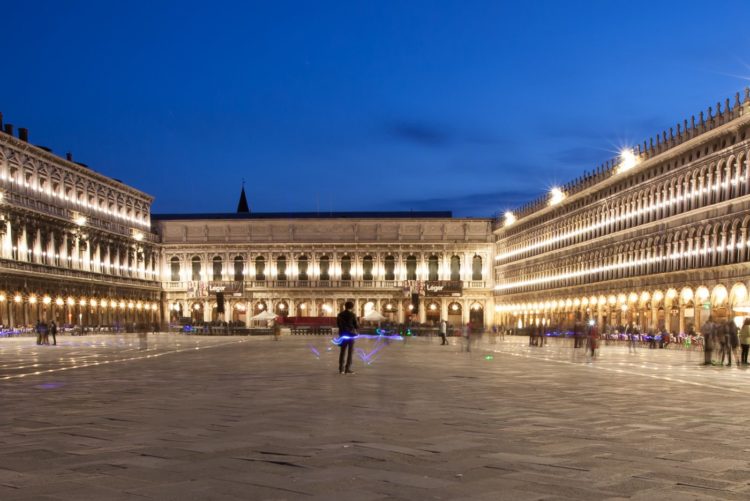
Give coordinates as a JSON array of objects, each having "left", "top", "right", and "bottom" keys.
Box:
[{"left": 2, "top": 1, "right": 750, "bottom": 217}]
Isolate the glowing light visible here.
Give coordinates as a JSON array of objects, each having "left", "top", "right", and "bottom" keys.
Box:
[
  {"left": 549, "top": 187, "right": 565, "bottom": 206},
  {"left": 42, "top": 296, "right": 51, "bottom": 305},
  {"left": 74, "top": 215, "right": 87, "bottom": 226},
  {"left": 133, "top": 231, "right": 144, "bottom": 241},
  {"left": 429, "top": 303, "right": 437, "bottom": 311},
  {"left": 29, "top": 295, "right": 37, "bottom": 304},
  {"left": 55, "top": 297, "right": 64, "bottom": 306},
  {"left": 504, "top": 211, "right": 516, "bottom": 227},
  {"left": 0, "top": 294, "right": 5, "bottom": 302},
  {"left": 67, "top": 297, "right": 75, "bottom": 306},
  {"left": 14, "top": 295, "right": 22, "bottom": 303},
  {"left": 617, "top": 148, "right": 638, "bottom": 173}
]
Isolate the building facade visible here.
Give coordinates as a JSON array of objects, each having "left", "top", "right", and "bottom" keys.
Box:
[
  {"left": 0, "top": 119, "right": 161, "bottom": 329},
  {"left": 154, "top": 213, "right": 494, "bottom": 328},
  {"left": 494, "top": 89, "right": 750, "bottom": 334}
]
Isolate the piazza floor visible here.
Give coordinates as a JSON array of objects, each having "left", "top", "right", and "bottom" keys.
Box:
[{"left": 1, "top": 334, "right": 750, "bottom": 500}]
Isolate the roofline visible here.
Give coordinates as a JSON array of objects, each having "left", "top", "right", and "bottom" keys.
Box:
[{"left": 152, "top": 211, "right": 458, "bottom": 221}]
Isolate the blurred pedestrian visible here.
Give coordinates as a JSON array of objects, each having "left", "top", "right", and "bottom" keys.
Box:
[
  {"left": 701, "top": 316, "right": 717, "bottom": 365},
  {"left": 439, "top": 319, "right": 448, "bottom": 345},
  {"left": 740, "top": 318, "right": 750, "bottom": 365},
  {"left": 50, "top": 321, "right": 57, "bottom": 346}
]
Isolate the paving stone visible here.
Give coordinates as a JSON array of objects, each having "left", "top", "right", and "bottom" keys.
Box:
[{"left": 3, "top": 334, "right": 750, "bottom": 499}]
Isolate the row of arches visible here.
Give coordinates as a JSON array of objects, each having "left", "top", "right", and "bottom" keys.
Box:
[
  {"left": 497, "top": 283, "right": 749, "bottom": 335},
  {"left": 0, "top": 292, "right": 159, "bottom": 328},
  {"left": 499, "top": 150, "right": 750, "bottom": 263},
  {"left": 0, "top": 145, "right": 150, "bottom": 228},
  {"left": 169, "top": 254, "right": 485, "bottom": 283},
  {"left": 171, "top": 297, "right": 489, "bottom": 327},
  {"left": 498, "top": 215, "right": 750, "bottom": 293}
]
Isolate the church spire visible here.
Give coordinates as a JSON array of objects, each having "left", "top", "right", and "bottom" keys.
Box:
[{"left": 236, "top": 180, "right": 250, "bottom": 213}]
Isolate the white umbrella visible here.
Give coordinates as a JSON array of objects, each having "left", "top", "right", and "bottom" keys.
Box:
[
  {"left": 363, "top": 310, "right": 386, "bottom": 321},
  {"left": 252, "top": 310, "right": 277, "bottom": 320}
]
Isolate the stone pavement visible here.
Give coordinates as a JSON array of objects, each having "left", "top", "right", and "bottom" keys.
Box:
[{"left": 1, "top": 333, "right": 750, "bottom": 500}]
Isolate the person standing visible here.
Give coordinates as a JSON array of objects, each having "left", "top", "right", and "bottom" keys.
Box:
[
  {"left": 439, "top": 319, "right": 448, "bottom": 345},
  {"left": 336, "top": 301, "right": 358, "bottom": 374},
  {"left": 740, "top": 318, "right": 750, "bottom": 365},
  {"left": 35, "top": 320, "right": 42, "bottom": 345},
  {"left": 50, "top": 321, "right": 57, "bottom": 346}
]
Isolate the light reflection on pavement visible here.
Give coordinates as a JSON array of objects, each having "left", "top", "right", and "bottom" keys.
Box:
[
  {"left": 483, "top": 336, "right": 750, "bottom": 395},
  {"left": 0, "top": 334, "right": 249, "bottom": 380}
]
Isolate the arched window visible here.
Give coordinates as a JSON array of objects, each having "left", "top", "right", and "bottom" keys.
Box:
[
  {"left": 363, "top": 255, "right": 373, "bottom": 281},
  {"left": 212, "top": 256, "right": 222, "bottom": 281},
  {"left": 428, "top": 255, "right": 438, "bottom": 281},
  {"left": 191, "top": 256, "right": 201, "bottom": 281},
  {"left": 406, "top": 255, "right": 417, "bottom": 280},
  {"left": 384, "top": 255, "right": 395, "bottom": 280},
  {"left": 255, "top": 256, "right": 265, "bottom": 281},
  {"left": 233, "top": 256, "right": 244, "bottom": 281},
  {"left": 319, "top": 256, "right": 330, "bottom": 281},
  {"left": 472, "top": 255, "right": 482, "bottom": 281},
  {"left": 170, "top": 257, "right": 180, "bottom": 282},
  {"left": 298, "top": 256, "right": 309, "bottom": 281},
  {"left": 450, "top": 255, "right": 461, "bottom": 281},
  {"left": 277, "top": 256, "right": 287, "bottom": 281},
  {"left": 341, "top": 255, "right": 352, "bottom": 281}
]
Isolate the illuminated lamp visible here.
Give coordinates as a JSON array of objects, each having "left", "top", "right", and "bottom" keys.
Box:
[
  {"left": 504, "top": 211, "right": 516, "bottom": 227},
  {"left": 14, "top": 294, "right": 22, "bottom": 303},
  {"left": 617, "top": 148, "right": 638, "bottom": 173},
  {"left": 43, "top": 296, "right": 51, "bottom": 305},
  {"left": 549, "top": 187, "right": 565, "bottom": 206},
  {"left": 55, "top": 297, "right": 64, "bottom": 306},
  {"left": 29, "top": 295, "right": 37, "bottom": 304},
  {"left": 67, "top": 297, "right": 75, "bottom": 306}
]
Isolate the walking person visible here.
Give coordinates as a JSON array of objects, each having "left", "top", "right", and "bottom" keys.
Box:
[
  {"left": 588, "top": 322, "right": 599, "bottom": 359},
  {"left": 439, "top": 319, "right": 448, "bottom": 345},
  {"left": 740, "top": 318, "right": 750, "bottom": 365},
  {"left": 719, "top": 320, "right": 734, "bottom": 366},
  {"left": 464, "top": 322, "right": 472, "bottom": 352},
  {"left": 336, "top": 301, "right": 358, "bottom": 375},
  {"left": 727, "top": 320, "right": 740, "bottom": 366},
  {"left": 50, "top": 321, "right": 57, "bottom": 346},
  {"left": 35, "top": 320, "right": 43, "bottom": 345},
  {"left": 701, "top": 316, "right": 716, "bottom": 366}
]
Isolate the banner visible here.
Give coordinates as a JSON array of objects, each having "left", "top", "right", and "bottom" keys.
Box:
[{"left": 424, "top": 280, "right": 462, "bottom": 297}]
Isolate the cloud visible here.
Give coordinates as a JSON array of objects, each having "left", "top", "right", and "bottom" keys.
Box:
[
  {"left": 384, "top": 119, "right": 511, "bottom": 148},
  {"left": 386, "top": 121, "right": 451, "bottom": 147},
  {"left": 389, "top": 188, "right": 543, "bottom": 217}
]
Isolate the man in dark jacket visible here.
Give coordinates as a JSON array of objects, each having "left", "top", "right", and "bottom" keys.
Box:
[{"left": 336, "top": 301, "right": 358, "bottom": 374}]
